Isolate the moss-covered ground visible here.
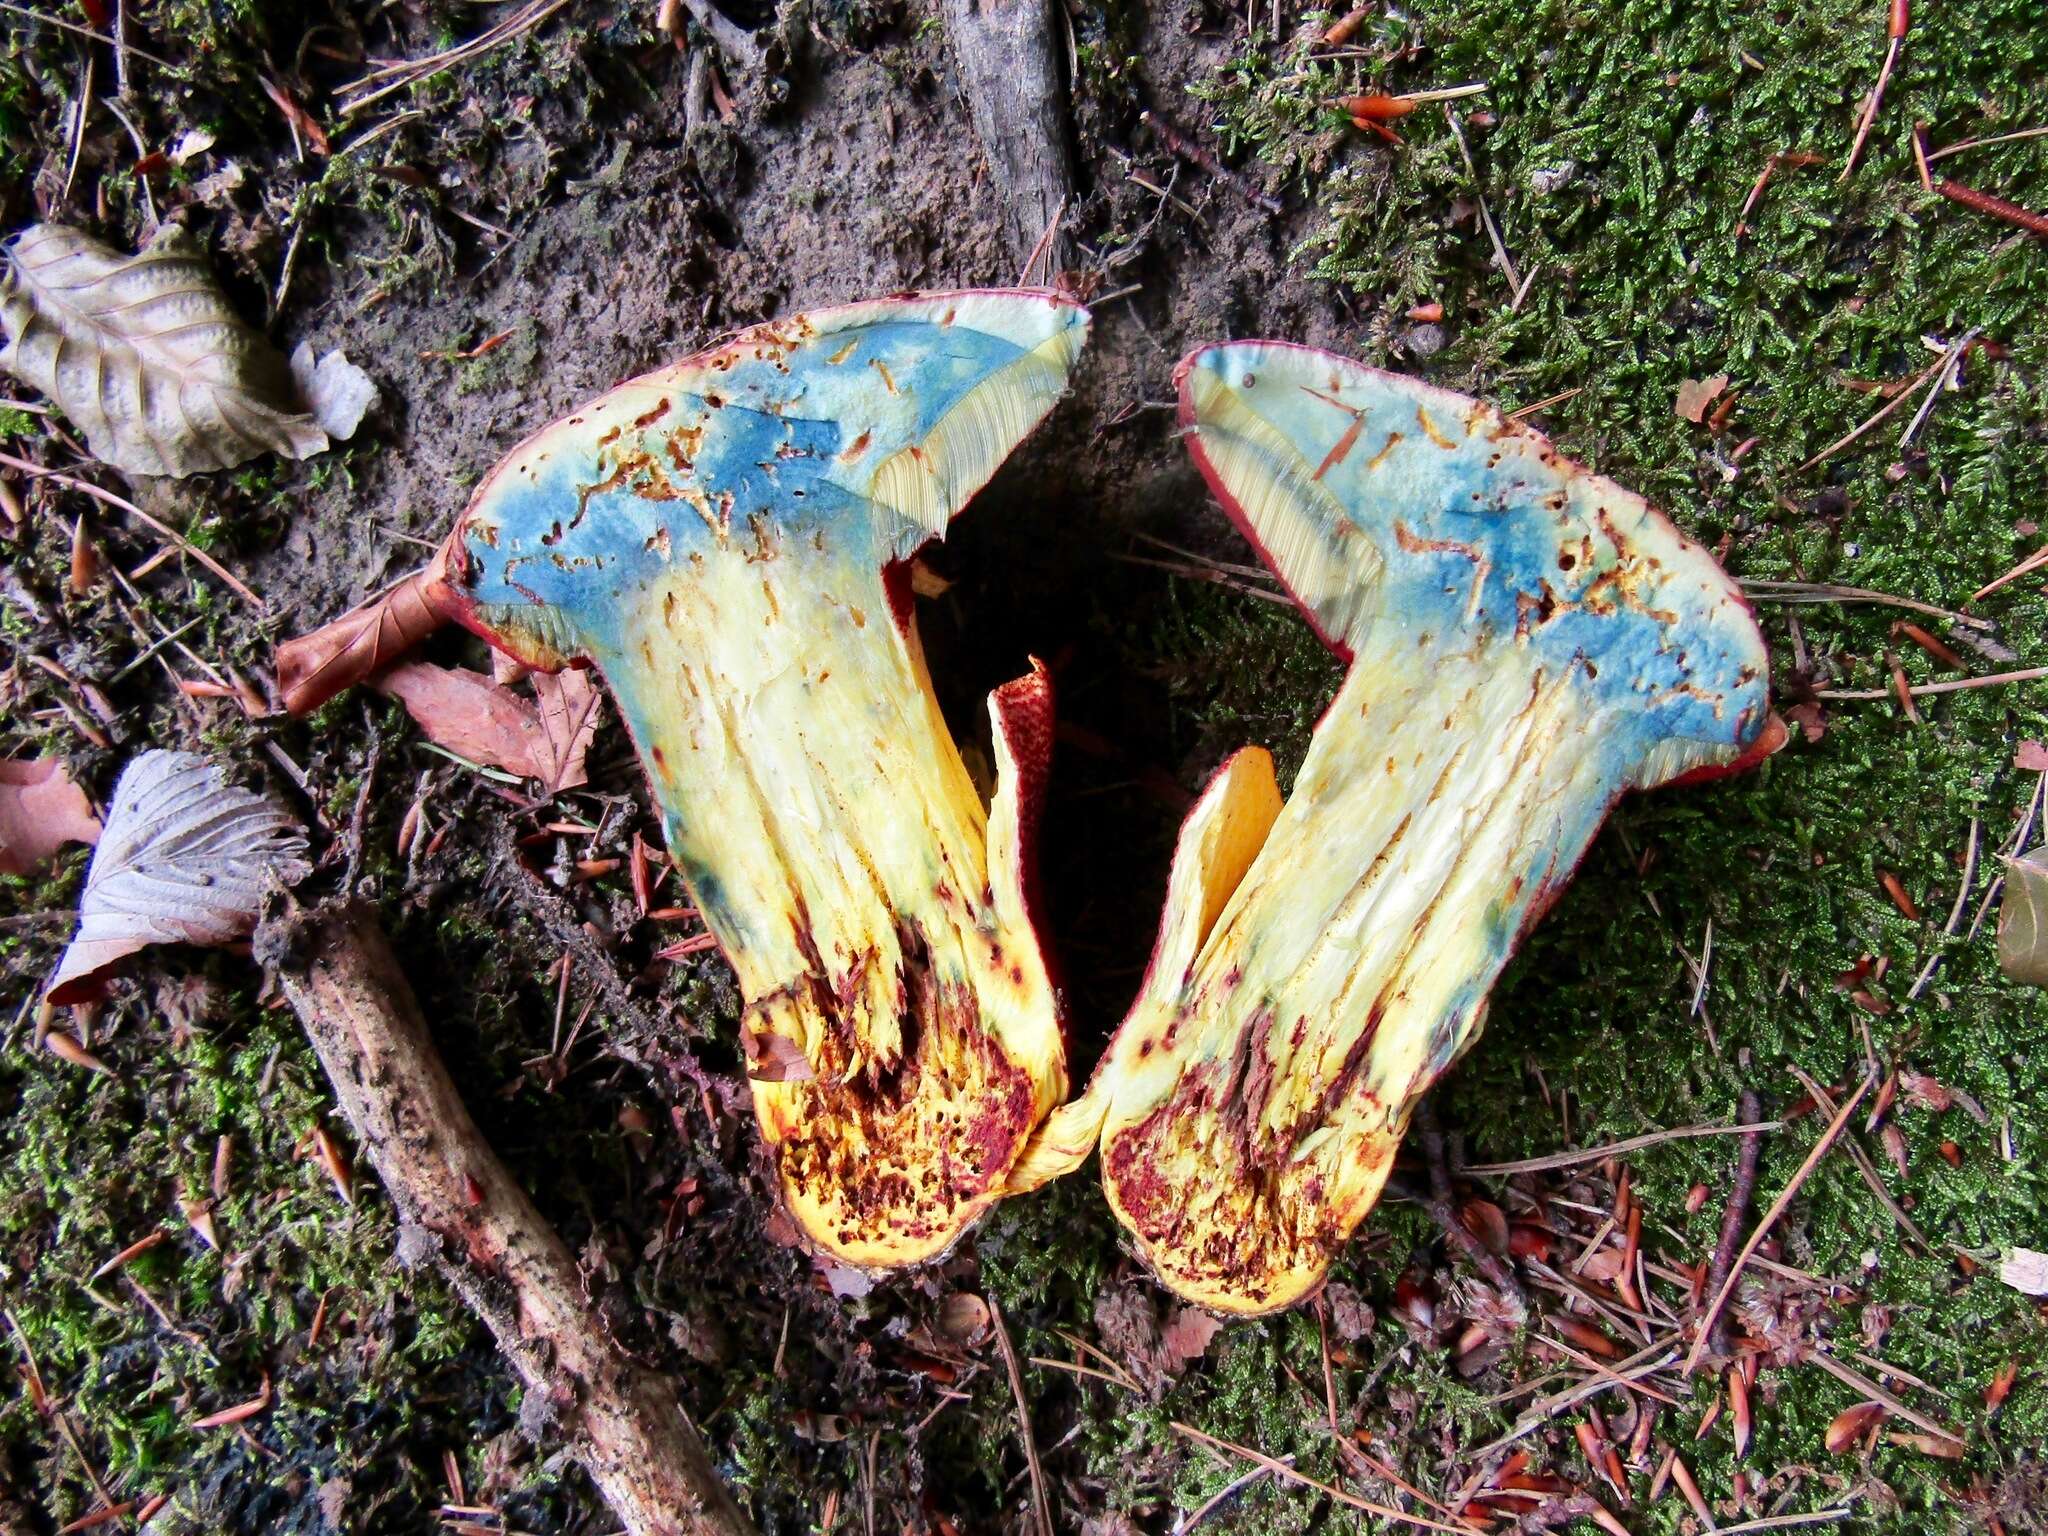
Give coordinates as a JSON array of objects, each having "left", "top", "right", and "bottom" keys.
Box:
[{"left": 2, "top": 0, "right": 2045, "bottom": 1531}]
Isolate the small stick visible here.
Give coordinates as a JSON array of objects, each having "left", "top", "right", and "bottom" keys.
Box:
[
  {"left": 1793, "top": 355, "right": 1947, "bottom": 471},
  {"left": 1740, "top": 578, "right": 1993, "bottom": 631},
  {"left": 1933, "top": 178, "right": 2048, "bottom": 238},
  {"left": 1415, "top": 1099, "right": 1525, "bottom": 1302},
  {"left": 1684, "top": 1075, "right": 1874, "bottom": 1376},
  {"left": 1928, "top": 124, "right": 2048, "bottom": 162},
  {"left": 1840, "top": 0, "right": 1909, "bottom": 182},
  {"left": 1444, "top": 107, "right": 1521, "bottom": 293},
  {"left": 990, "top": 1300, "right": 1052, "bottom": 1536},
  {"left": 1805, "top": 1348, "right": 1964, "bottom": 1448},
  {"left": 1786, "top": 1066, "right": 1931, "bottom": 1249},
  {"left": 257, "top": 899, "right": 755, "bottom": 1536},
  {"left": 0, "top": 451, "right": 263, "bottom": 609},
  {"left": 1463, "top": 1118, "right": 1781, "bottom": 1176},
  {"left": 1702, "top": 1092, "right": 1766, "bottom": 1358},
  {"left": 1169, "top": 1423, "right": 1476, "bottom": 1535},
  {"left": 1142, "top": 109, "right": 1283, "bottom": 214},
  {"left": 1817, "top": 664, "right": 2048, "bottom": 701}
]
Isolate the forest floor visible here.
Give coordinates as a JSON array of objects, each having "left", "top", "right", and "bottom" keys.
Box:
[{"left": 1, "top": 0, "right": 2046, "bottom": 1533}]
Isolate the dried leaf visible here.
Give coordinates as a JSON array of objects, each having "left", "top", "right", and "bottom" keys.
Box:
[
  {"left": 0, "top": 225, "right": 327, "bottom": 477},
  {"left": 374, "top": 661, "right": 548, "bottom": 777},
  {"left": 2014, "top": 739, "right": 2048, "bottom": 772},
  {"left": 374, "top": 659, "right": 603, "bottom": 795},
  {"left": 46, "top": 752, "right": 309, "bottom": 1004},
  {"left": 1996, "top": 849, "right": 2048, "bottom": 987},
  {"left": 288, "top": 342, "right": 378, "bottom": 442},
  {"left": 1999, "top": 1246, "right": 2048, "bottom": 1296},
  {"left": 529, "top": 667, "right": 601, "bottom": 794},
  {"left": 936, "top": 1292, "right": 992, "bottom": 1348},
  {"left": 276, "top": 560, "right": 447, "bottom": 715},
  {"left": 0, "top": 757, "right": 100, "bottom": 875},
  {"left": 1675, "top": 374, "right": 1731, "bottom": 424}
]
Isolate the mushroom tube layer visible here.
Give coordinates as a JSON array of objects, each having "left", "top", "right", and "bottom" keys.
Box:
[
  {"left": 431, "top": 291, "right": 1089, "bottom": 1269},
  {"left": 1014, "top": 342, "right": 1777, "bottom": 1314}
]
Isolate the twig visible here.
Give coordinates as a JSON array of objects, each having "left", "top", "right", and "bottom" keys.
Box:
[
  {"left": 1703, "top": 1091, "right": 1766, "bottom": 1356},
  {"left": 1508, "top": 386, "right": 1584, "bottom": 421},
  {"left": 1805, "top": 1348, "right": 1964, "bottom": 1449},
  {"left": 1740, "top": 579, "right": 1995, "bottom": 631},
  {"left": 336, "top": 0, "right": 576, "bottom": 114},
  {"left": 1463, "top": 1119, "right": 1783, "bottom": 1176},
  {"left": 1142, "top": 109, "right": 1283, "bottom": 214},
  {"left": 1785, "top": 1066, "right": 1931, "bottom": 1250},
  {"left": 1934, "top": 179, "right": 2048, "bottom": 238},
  {"left": 1928, "top": 124, "right": 2048, "bottom": 162},
  {"left": 1908, "top": 816, "right": 1980, "bottom": 1000},
  {"left": 1712, "top": 1511, "right": 1858, "bottom": 1535},
  {"left": 1840, "top": 0, "right": 1909, "bottom": 182},
  {"left": 675, "top": 0, "right": 764, "bottom": 68},
  {"left": 1816, "top": 664, "right": 2048, "bottom": 701},
  {"left": 990, "top": 1300, "right": 1053, "bottom": 1536},
  {"left": 1444, "top": 106, "right": 1520, "bottom": 294},
  {"left": 1170, "top": 1423, "right": 1475, "bottom": 1535},
  {"left": 0, "top": 452, "right": 263, "bottom": 610},
  {"left": 1415, "top": 1100, "right": 1524, "bottom": 1302},
  {"left": 1898, "top": 328, "right": 1983, "bottom": 447},
  {"left": 257, "top": 899, "right": 755, "bottom": 1536},
  {"left": 1683, "top": 1074, "right": 1874, "bottom": 1376},
  {"left": 1456, "top": 1340, "right": 1681, "bottom": 1462},
  {"left": 0, "top": 0, "right": 181, "bottom": 68},
  {"left": 1794, "top": 354, "right": 1948, "bottom": 471},
  {"left": 1175, "top": 1455, "right": 1288, "bottom": 1536}
]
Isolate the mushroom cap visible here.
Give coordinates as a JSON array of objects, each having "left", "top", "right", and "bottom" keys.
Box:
[
  {"left": 1177, "top": 341, "right": 1772, "bottom": 788},
  {"left": 437, "top": 290, "right": 1090, "bottom": 667}
]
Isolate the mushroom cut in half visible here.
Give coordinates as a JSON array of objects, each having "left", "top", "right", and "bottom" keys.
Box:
[
  {"left": 1013, "top": 341, "right": 1780, "bottom": 1314},
  {"left": 430, "top": 291, "right": 1089, "bottom": 1269}
]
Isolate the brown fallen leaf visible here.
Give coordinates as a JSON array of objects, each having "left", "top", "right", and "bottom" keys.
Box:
[
  {"left": 375, "top": 658, "right": 603, "bottom": 796},
  {"left": 529, "top": 667, "right": 601, "bottom": 794},
  {"left": 276, "top": 553, "right": 448, "bottom": 715},
  {"left": 0, "top": 757, "right": 101, "bottom": 875},
  {"left": 2018, "top": 739, "right": 2048, "bottom": 772},
  {"left": 1675, "top": 373, "right": 1731, "bottom": 424}
]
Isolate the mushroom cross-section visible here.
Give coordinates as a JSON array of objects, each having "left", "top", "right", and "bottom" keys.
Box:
[
  {"left": 429, "top": 291, "right": 1089, "bottom": 1269},
  {"left": 1012, "top": 341, "right": 1777, "bottom": 1314}
]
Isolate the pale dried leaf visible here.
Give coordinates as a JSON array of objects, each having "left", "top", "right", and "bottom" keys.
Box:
[
  {"left": 1157, "top": 1306, "right": 1224, "bottom": 1375},
  {"left": 46, "top": 751, "right": 308, "bottom": 1003},
  {"left": 289, "top": 342, "right": 378, "bottom": 441},
  {"left": 1675, "top": 373, "right": 1730, "bottom": 424},
  {"left": 529, "top": 667, "right": 601, "bottom": 793},
  {"left": 2018, "top": 739, "right": 2048, "bottom": 773},
  {"left": 0, "top": 757, "right": 100, "bottom": 875},
  {"left": 1996, "top": 849, "right": 2048, "bottom": 987},
  {"left": 0, "top": 224, "right": 328, "bottom": 477},
  {"left": 2000, "top": 1246, "right": 2048, "bottom": 1296},
  {"left": 276, "top": 560, "right": 446, "bottom": 715}
]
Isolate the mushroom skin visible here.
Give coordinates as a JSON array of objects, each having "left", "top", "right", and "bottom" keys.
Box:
[
  {"left": 430, "top": 292, "right": 1088, "bottom": 1269},
  {"left": 1014, "top": 341, "right": 1778, "bottom": 1315}
]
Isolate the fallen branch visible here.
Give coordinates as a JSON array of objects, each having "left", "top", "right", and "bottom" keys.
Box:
[
  {"left": 257, "top": 898, "right": 755, "bottom": 1536},
  {"left": 1682, "top": 1073, "right": 1874, "bottom": 1376},
  {"left": 944, "top": 0, "right": 1078, "bottom": 269},
  {"left": 1703, "top": 1090, "right": 1766, "bottom": 1356}
]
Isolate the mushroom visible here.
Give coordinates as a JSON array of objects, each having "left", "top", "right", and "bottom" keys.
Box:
[
  {"left": 1014, "top": 341, "right": 1780, "bottom": 1314},
  {"left": 429, "top": 291, "right": 1089, "bottom": 1269}
]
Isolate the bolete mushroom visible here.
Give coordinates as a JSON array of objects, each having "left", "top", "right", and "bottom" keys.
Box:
[
  {"left": 1013, "top": 341, "right": 1780, "bottom": 1314},
  {"left": 429, "top": 291, "right": 1089, "bottom": 1269}
]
